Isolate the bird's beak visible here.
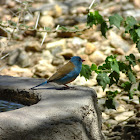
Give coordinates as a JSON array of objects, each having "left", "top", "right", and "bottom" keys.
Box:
[{"left": 82, "top": 59, "right": 85, "bottom": 62}]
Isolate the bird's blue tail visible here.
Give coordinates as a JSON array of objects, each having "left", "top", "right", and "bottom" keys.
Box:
[{"left": 30, "top": 80, "right": 47, "bottom": 90}]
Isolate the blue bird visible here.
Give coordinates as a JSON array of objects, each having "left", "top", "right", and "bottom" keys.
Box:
[{"left": 30, "top": 56, "right": 85, "bottom": 89}]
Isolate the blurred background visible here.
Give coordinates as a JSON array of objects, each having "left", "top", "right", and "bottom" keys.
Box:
[{"left": 0, "top": 0, "right": 140, "bottom": 139}]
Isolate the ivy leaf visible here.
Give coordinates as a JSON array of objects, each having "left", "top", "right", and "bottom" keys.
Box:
[
  {"left": 138, "top": 82, "right": 140, "bottom": 91},
  {"left": 87, "top": 12, "right": 95, "bottom": 27},
  {"left": 101, "top": 21, "right": 108, "bottom": 37},
  {"left": 111, "top": 60, "right": 120, "bottom": 74},
  {"left": 109, "top": 71, "right": 120, "bottom": 86},
  {"left": 125, "top": 53, "right": 136, "bottom": 67},
  {"left": 129, "top": 29, "right": 138, "bottom": 43},
  {"left": 136, "top": 28, "right": 140, "bottom": 37},
  {"left": 8, "top": 20, "right": 17, "bottom": 26},
  {"left": 105, "top": 55, "right": 115, "bottom": 63},
  {"left": 105, "top": 90, "right": 118, "bottom": 109},
  {"left": 126, "top": 16, "right": 137, "bottom": 26},
  {"left": 45, "top": 27, "right": 52, "bottom": 32},
  {"left": 98, "top": 63, "right": 111, "bottom": 70},
  {"left": 121, "top": 81, "right": 132, "bottom": 91},
  {"left": 128, "top": 70, "right": 136, "bottom": 83},
  {"left": 87, "top": 11, "right": 104, "bottom": 27},
  {"left": 94, "top": 11, "right": 104, "bottom": 24},
  {"left": 109, "top": 13, "right": 123, "bottom": 29},
  {"left": 97, "top": 73, "right": 110, "bottom": 90},
  {"left": 87, "top": 11, "right": 108, "bottom": 37},
  {"left": 91, "top": 64, "right": 97, "bottom": 71},
  {"left": 106, "top": 90, "right": 118, "bottom": 99},
  {"left": 105, "top": 55, "right": 119, "bottom": 73},
  {"left": 129, "top": 90, "right": 133, "bottom": 99},
  {"left": 80, "top": 64, "right": 92, "bottom": 80},
  {"left": 118, "top": 61, "right": 128, "bottom": 72},
  {"left": 58, "top": 26, "right": 68, "bottom": 31},
  {"left": 125, "top": 16, "right": 137, "bottom": 32},
  {"left": 136, "top": 40, "right": 140, "bottom": 52},
  {"left": 105, "top": 99, "right": 116, "bottom": 109}
]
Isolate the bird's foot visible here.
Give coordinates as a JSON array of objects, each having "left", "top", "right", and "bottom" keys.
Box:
[{"left": 62, "top": 84, "right": 77, "bottom": 90}]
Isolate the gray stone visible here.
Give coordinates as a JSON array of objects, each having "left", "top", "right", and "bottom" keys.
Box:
[
  {"left": 31, "top": 2, "right": 69, "bottom": 15},
  {"left": 0, "top": 0, "right": 6, "bottom": 5},
  {"left": 33, "top": 60, "right": 56, "bottom": 78},
  {"left": 51, "top": 46, "right": 63, "bottom": 56},
  {"left": 25, "top": 41, "right": 41, "bottom": 52},
  {"left": 89, "top": 50, "right": 106, "bottom": 65},
  {"left": 17, "top": 50, "right": 31, "bottom": 67},
  {"left": 39, "top": 15, "right": 55, "bottom": 28},
  {"left": 123, "top": 9, "right": 140, "bottom": 20},
  {"left": 8, "top": 49, "right": 31, "bottom": 67},
  {"left": 8, "top": 48, "right": 21, "bottom": 65},
  {"left": 109, "top": 31, "right": 131, "bottom": 53},
  {"left": 0, "top": 75, "right": 104, "bottom": 140},
  {"left": 52, "top": 55, "right": 65, "bottom": 66},
  {"left": 115, "top": 111, "right": 134, "bottom": 122}
]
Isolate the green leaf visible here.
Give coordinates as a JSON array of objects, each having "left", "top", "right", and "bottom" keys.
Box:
[
  {"left": 101, "top": 21, "right": 108, "bottom": 37},
  {"left": 125, "top": 16, "right": 137, "bottom": 32},
  {"left": 105, "top": 90, "right": 118, "bottom": 109},
  {"left": 125, "top": 53, "right": 136, "bottom": 67},
  {"left": 74, "top": 26, "right": 79, "bottom": 29},
  {"left": 106, "top": 90, "right": 118, "bottom": 99},
  {"left": 129, "top": 29, "right": 138, "bottom": 43},
  {"left": 121, "top": 81, "right": 132, "bottom": 91},
  {"left": 109, "top": 71, "right": 120, "bottom": 86},
  {"left": 105, "top": 55, "right": 116, "bottom": 63},
  {"left": 87, "top": 12, "right": 95, "bottom": 27},
  {"left": 129, "top": 90, "right": 133, "bottom": 99},
  {"left": 8, "top": 20, "right": 17, "bottom": 26},
  {"left": 136, "top": 41, "right": 140, "bottom": 52},
  {"left": 128, "top": 70, "right": 136, "bottom": 83},
  {"left": 25, "top": 25, "right": 29, "bottom": 29},
  {"left": 136, "top": 28, "right": 140, "bottom": 37},
  {"left": 91, "top": 64, "right": 97, "bottom": 71},
  {"left": 87, "top": 11, "right": 109, "bottom": 37},
  {"left": 105, "top": 99, "right": 116, "bottom": 109},
  {"left": 105, "top": 55, "right": 119, "bottom": 73},
  {"left": 94, "top": 11, "right": 104, "bottom": 24},
  {"left": 58, "top": 26, "right": 68, "bottom": 31},
  {"left": 87, "top": 11, "right": 104, "bottom": 27},
  {"left": 126, "top": 16, "right": 137, "bottom": 26},
  {"left": 118, "top": 61, "right": 128, "bottom": 72},
  {"left": 45, "top": 27, "right": 52, "bottom": 32},
  {"left": 109, "top": 13, "right": 123, "bottom": 29},
  {"left": 80, "top": 64, "right": 92, "bottom": 80},
  {"left": 111, "top": 60, "right": 120, "bottom": 74},
  {"left": 138, "top": 82, "right": 140, "bottom": 91},
  {"left": 97, "top": 73, "right": 110, "bottom": 90},
  {"left": 98, "top": 63, "right": 111, "bottom": 70}
]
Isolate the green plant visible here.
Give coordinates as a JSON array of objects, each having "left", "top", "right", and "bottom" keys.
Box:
[
  {"left": 87, "top": 11, "right": 140, "bottom": 52},
  {"left": 81, "top": 54, "right": 139, "bottom": 109},
  {"left": 0, "top": 2, "right": 139, "bottom": 109},
  {"left": 80, "top": 11, "right": 140, "bottom": 109}
]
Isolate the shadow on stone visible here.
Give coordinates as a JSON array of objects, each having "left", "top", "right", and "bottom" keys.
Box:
[
  {"left": 0, "top": 75, "right": 104, "bottom": 140},
  {"left": 0, "top": 88, "right": 40, "bottom": 106}
]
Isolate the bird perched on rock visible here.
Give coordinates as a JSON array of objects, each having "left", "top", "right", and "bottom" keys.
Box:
[{"left": 30, "top": 56, "right": 85, "bottom": 89}]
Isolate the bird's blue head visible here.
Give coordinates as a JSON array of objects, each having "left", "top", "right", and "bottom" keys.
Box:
[{"left": 70, "top": 56, "right": 85, "bottom": 67}]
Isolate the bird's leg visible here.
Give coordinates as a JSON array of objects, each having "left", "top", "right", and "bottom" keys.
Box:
[
  {"left": 63, "top": 84, "right": 77, "bottom": 90},
  {"left": 63, "top": 84, "right": 70, "bottom": 88},
  {"left": 61, "top": 84, "right": 70, "bottom": 90}
]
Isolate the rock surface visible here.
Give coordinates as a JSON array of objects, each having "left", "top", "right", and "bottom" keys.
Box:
[{"left": 0, "top": 75, "right": 104, "bottom": 140}]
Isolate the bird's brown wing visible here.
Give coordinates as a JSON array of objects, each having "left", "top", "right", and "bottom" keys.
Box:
[{"left": 48, "top": 61, "right": 75, "bottom": 82}]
